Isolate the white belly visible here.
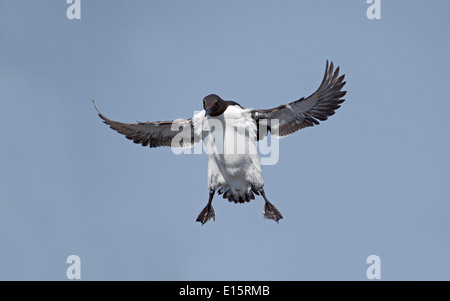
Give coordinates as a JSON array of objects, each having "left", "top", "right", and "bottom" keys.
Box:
[{"left": 201, "top": 106, "right": 264, "bottom": 197}]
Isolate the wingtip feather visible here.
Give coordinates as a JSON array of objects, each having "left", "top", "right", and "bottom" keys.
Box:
[{"left": 92, "top": 99, "right": 101, "bottom": 115}]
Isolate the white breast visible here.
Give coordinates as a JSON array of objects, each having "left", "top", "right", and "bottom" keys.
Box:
[{"left": 193, "top": 106, "right": 264, "bottom": 196}]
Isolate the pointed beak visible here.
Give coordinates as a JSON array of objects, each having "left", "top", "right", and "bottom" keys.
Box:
[{"left": 204, "top": 107, "right": 213, "bottom": 116}]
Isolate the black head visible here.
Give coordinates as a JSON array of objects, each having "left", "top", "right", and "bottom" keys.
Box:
[{"left": 203, "top": 94, "right": 227, "bottom": 117}]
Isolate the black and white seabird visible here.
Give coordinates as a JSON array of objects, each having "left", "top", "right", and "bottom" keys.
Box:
[{"left": 93, "top": 61, "right": 346, "bottom": 225}]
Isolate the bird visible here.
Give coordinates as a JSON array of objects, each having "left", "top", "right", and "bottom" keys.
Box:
[{"left": 93, "top": 60, "right": 346, "bottom": 225}]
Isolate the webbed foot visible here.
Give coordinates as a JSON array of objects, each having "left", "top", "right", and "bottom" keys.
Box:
[{"left": 196, "top": 204, "right": 215, "bottom": 225}]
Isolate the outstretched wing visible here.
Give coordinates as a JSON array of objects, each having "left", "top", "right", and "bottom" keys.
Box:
[
  {"left": 251, "top": 60, "right": 346, "bottom": 140},
  {"left": 93, "top": 100, "right": 198, "bottom": 148}
]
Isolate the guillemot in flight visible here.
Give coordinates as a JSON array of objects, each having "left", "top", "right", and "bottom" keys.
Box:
[{"left": 93, "top": 61, "right": 346, "bottom": 225}]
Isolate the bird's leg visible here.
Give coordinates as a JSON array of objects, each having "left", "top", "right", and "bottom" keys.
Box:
[
  {"left": 196, "top": 189, "right": 216, "bottom": 225},
  {"left": 260, "top": 188, "right": 283, "bottom": 223}
]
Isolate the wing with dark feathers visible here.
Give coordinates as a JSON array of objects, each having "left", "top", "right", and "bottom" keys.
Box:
[
  {"left": 92, "top": 100, "right": 198, "bottom": 148},
  {"left": 251, "top": 60, "right": 346, "bottom": 140}
]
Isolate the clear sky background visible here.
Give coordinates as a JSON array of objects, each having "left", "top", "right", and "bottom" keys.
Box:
[{"left": 1, "top": 0, "right": 449, "bottom": 280}]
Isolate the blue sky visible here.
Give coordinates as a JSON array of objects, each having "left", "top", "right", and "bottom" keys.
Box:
[{"left": 1, "top": 0, "right": 449, "bottom": 280}]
